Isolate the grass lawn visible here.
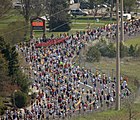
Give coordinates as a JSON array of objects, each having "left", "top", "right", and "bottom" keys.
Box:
[
  {"left": 34, "top": 31, "right": 69, "bottom": 38},
  {"left": 71, "top": 103, "right": 140, "bottom": 120},
  {"left": 0, "top": 10, "right": 23, "bottom": 30},
  {"left": 71, "top": 23, "right": 104, "bottom": 29},
  {"left": 71, "top": 16, "right": 116, "bottom": 24},
  {"left": 124, "top": 37, "right": 140, "bottom": 47}
]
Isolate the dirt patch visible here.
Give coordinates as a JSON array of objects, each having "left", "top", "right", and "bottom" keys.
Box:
[{"left": 0, "top": 81, "right": 19, "bottom": 97}]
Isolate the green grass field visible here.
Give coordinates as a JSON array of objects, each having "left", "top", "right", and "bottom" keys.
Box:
[
  {"left": 71, "top": 23, "right": 104, "bottom": 29},
  {"left": 71, "top": 103, "right": 140, "bottom": 120},
  {"left": 0, "top": 10, "right": 23, "bottom": 30},
  {"left": 125, "top": 37, "right": 140, "bottom": 47}
]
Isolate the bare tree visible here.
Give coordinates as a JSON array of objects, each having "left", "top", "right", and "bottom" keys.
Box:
[
  {"left": 88, "top": 0, "right": 104, "bottom": 18},
  {"left": 124, "top": 0, "right": 137, "bottom": 13},
  {"left": 21, "top": 0, "right": 31, "bottom": 24},
  {"left": 31, "top": 0, "right": 46, "bottom": 17},
  {"left": 0, "top": 0, "right": 12, "bottom": 18}
]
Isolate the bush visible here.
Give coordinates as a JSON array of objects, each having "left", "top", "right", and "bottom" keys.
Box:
[
  {"left": 128, "top": 44, "right": 138, "bottom": 57},
  {"left": 120, "top": 42, "right": 128, "bottom": 58},
  {"left": 129, "top": 45, "right": 135, "bottom": 56},
  {"left": 99, "top": 42, "right": 116, "bottom": 58},
  {"left": 107, "top": 42, "right": 116, "bottom": 58},
  {"left": 135, "top": 46, "right": 140, "bottom": 57},
  {"left": 86, "top": 46, "right": 101, "bottom": 62},
  {"left": 13, "top": 91, "right": 27, "bottom": 108},
  {"left": 15, "top": 71, "right": 30, "bottom": 93},
  {"left": 0, "top": 98, "right": 5, "bottom": 115}
]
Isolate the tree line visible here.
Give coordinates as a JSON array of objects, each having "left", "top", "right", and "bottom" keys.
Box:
[
  {"left": 86, "top": 39, "right": 140, "bottom": 62},
  {"left": 1, "top": 0, "right": 138, "bottom": 33}
]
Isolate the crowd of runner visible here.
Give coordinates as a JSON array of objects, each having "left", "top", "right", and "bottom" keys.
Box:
[{"left": 2, "top": 19, "right": 140, "bottom": 120}]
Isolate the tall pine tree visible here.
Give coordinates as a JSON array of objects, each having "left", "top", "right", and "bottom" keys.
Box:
[{"left": 49, "top": 0, "right": 70, "bottom": 32}]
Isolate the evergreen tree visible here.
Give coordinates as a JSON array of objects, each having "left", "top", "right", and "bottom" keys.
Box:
[
  {"left": 0, "top": 37, "right": 19, "bottom": 77},
  {"left": 49, "top": 0, "right": 70, "bottom": 31},
  {"left": 8, "top": 46, "right": 19, "bottom": 76},
  {"left": 0, "top": 53, "right": 9, "bottom": 91},
  {"left": 129, "top": 44, "right": 135, "bottom": 57},
  {"left": 124, "top": 0, "right": 136, "bottom": 12}
]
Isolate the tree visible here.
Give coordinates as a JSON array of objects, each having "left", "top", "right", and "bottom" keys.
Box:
[
  {"left": 15, "top": 71, "right": 30, "bottom": 93},
  {"left": 13, "top": 91, "right": 27, "bottom": 108},
  {"left": 135, "top": 46, "right": 140, "bottom": 57},
  {"left": 106, "top": 42, "right": 116, "bottom": 58},
  {"left": 124, "top": 0, "right": 137, "bottom": 13},
  {"left": 120, "top": 42, "right": 128, "bottom": 58},
  {"left": 0, "top": 0, "right": 12, "bottom": 19},
  {"left": 1, "top": 21, "right": 26, "bottom": 45},
  {"left": 21, "top": 0, "right": 31, "bottom": 24},
  {"left": 49, "top": 0, "right": 70, "bottom": 31},
  {"left": 8, "top": 46, "right": 19, "bottom": 77},
  {"left": 0, "top": 36, "right": 6, "bottom": 51},
  {"left": 0, "top": 37, "right": 19, "bottom": 77},
  {"left": 86, "top": 46, "right": 101, "bottom": 62},
  {"left": 20, "top": 0, "right": 32, "bottom": 38},
  {"left": 109, "top": 0, "right": 116, "bottom": 19},
  {"left": 31, "top": 0, "right": 46, "bottom": 17},
  {"left": 0, "top": 36, "right": 30, "bottom": 93},
  {"left": 88, "top": 0, "right": 104, "bottom": 17},
  {"left": 128, "top": 44, "right": 137, "bottom": 57},
  {"left": 0, "top": 53, "right": 9, "bottom": 91}
]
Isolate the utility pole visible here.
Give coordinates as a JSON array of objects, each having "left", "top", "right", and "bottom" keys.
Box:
[
  {"left": 116, "top": 0, "right": 120, "bottom": 111},
  {"left": 120, "top": 0, "right": 124, "bottom": 42}
]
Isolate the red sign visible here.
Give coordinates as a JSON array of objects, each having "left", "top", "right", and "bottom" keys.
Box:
[
  {"left": 32, "top": 21, "right": 43, "bottom": 26},
  {"left": 31, "top": 17, "right": 46, "bottom": 32}
]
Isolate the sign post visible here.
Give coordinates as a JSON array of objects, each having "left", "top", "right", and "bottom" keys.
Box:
[{"left": 30, "top": 17, "right": 46, "bottom": 38}]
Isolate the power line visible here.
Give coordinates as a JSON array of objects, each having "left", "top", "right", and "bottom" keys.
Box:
[
  {"left": 0, "top": 5, "right": 70, "bottom": 36},
  {"left": 0, "top": 25, "right": 29, "bottom": 36}
]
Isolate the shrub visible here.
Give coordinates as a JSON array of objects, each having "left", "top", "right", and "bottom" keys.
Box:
[
  {"left": 129, "top": 44, "right": 135, "bottom": 56},
  {"left": 107, "top": 42, "right": 116, "bottom": 58},
  {"left": 128, "top": 44, "right": 138, "bottom": 57},
  {"left": 15, "top": 71, "right": 30, "bottom": 93},
  {"left": 98, "top": 42, "right": 116, "bottom": 58},
  {"left": 0, "top": 98, "right": 5, "bottom": 115},
  {"left": 86, "top": 46, "right": 101, "bottom": 62},
  {"left": 120, "top": 42, "right": 128, "bottom": 58},
  {"left": 135, "top": 46, "right": 140, "bottom": 57},
  {"left": 13, "top": 91, "right": 27, "bottom": 108}
]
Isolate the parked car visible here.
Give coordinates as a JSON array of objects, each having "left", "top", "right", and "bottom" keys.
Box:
[
  {"left": 123, "top": 14, "right": 132, "bottom": 20},
  {"left": 71, "top": 9, "right": 88, "bottom": 16},
  {"left": 13, "top": 2, "right": 23, "bottom": 9}
]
